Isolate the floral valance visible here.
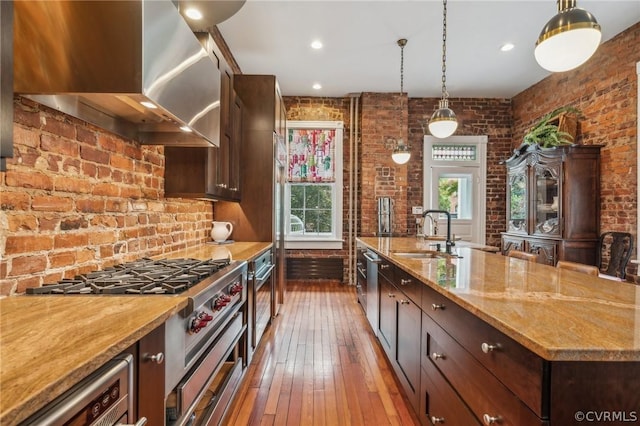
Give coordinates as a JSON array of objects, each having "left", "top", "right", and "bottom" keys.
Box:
[{"left": 287, "top": 128, "right": 335, "bottom": 182}]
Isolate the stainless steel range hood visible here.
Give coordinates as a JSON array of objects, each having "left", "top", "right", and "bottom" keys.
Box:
[{"left": 13, "top": 0, "right": 220, "bottom": 147}]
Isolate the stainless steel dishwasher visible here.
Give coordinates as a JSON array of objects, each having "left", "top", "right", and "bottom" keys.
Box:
[{"left": 364, "top": 250, "right": 380, "bottom": 335}]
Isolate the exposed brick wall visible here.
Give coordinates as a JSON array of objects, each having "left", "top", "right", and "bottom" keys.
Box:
[
  {"left": 512, "top": 22, "right": 639, "bottom": 249},
  {"left": 0, "top": 97, "right": 214, "bottom": 295}
]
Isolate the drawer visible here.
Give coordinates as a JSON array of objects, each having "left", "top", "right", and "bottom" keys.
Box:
[
  {"left": 422, "top": 285, "right": 547, "bottom": 417},
  {"left": 395, "top": 267, "right": 421, "bottom": 305},
  {"left": 423, "top": 313, "right": 543, "bottom": 426},
  {"left": 378, "top": 257, "right": 394, "bottom": 281},
  {"left": 421, "top": 360, "right": 480, "bottom": 426}
]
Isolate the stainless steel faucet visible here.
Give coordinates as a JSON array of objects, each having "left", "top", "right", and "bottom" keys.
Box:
[{"left": 423, "top": 210, "right": 453, "bottom": 254}]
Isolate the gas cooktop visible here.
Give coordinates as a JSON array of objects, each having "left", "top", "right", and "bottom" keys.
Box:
[{"left": 26, "top": 258, "right": 232, "bottom": 295}]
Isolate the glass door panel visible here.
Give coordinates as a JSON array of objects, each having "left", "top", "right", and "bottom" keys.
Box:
[
  {"left": 508, "top": 171, "right": 527, "bottom": 233},
  {"left": 533, "top": 166, "right": 560, "bottom": 236}
]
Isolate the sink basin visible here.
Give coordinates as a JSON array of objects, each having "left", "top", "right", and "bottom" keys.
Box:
[{"left": 391, "top": 251, "right": 445, "bottom": 259}]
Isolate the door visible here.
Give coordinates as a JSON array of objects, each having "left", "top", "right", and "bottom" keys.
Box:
[{"left": 424, "top": 136, "right": 487, "bottom": 244}]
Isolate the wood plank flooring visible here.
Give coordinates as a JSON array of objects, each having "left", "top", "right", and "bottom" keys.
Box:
[{"left": 224, "top": 281, "right": 421, "bottom": 426}]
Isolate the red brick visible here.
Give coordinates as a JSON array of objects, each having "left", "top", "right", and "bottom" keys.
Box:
[
  {"left": 76, "top": 248, "right": 96, "bottom": 263},
  {"left": 1, "top": 191, "right": 31, "bottom": 211},
  {"left": 80, "top": 146, "right": 110, "bottom": 164},
  {"left": 92, "top": 183, "right": 120, "bottom": 197},
  {"left": 50, "top": 251, "right": 77, "bottom": 268},
  {"left": 9, "top": 254, "right": 48, "bottom": 276},
  {"left": 40, "top": 215, "right": 61, "bottom": 231},
  {"left": 111, "top": 154, "right": 135, "bottom": 171},
  {"left": 41, "top": 134, "right": 79, "bottom": 157},
  {"left": 5, "top": 170, "right": 54, "bottom": 190},
  {"left": 5, "top": 235, "right": 54, "bottom": 254},
  {"left": 16, "top": 276, "right": 42, "bottom": 294},
  {"left": 121, "top": 186, "right": 142, "bottom": 199},
  {"left": 89, "top": 231, "right": 118, "bottom": 245},
  {"left": 105, "top": 199, "right": 127, "bottom": 212},
  {"left": 54, "top": 176, "right": 92, "bottom": 194},
  {"left": 7, "top": 214, "right": 38, "bottom": 232},
  {"left": 54, "top": 233, "right": 89, "bottom": 249},
  {"left": 32, "top": 195, "right": 74, "bottom": 212},
  {"left": 13, "top": 125, "right": 40, "bottom": 149},
  {"left": 77, "top": 199, "right": 105, "bottom": 213}
]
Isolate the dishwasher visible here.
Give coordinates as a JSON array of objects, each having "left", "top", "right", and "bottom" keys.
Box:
[{"left": 364, "top": 250, "right": 380, "bottom": 334}]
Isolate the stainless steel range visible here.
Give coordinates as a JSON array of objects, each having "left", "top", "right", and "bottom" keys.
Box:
[{"left": 25, "top": 257, "right": 248, "bottom": 426}]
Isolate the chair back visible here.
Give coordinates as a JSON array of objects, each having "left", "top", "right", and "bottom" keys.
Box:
[
  {"left": 597, "top": 232, "right": 634, "bottom": 280},
  {"left": 556, "top": 260, "right": 599, "bottom": 276},
  {"left": 507, "top": 249, "right": 538, "bottom": 263}
]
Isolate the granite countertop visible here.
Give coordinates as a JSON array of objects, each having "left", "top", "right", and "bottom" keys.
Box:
[
  {"left": 0, "top": 241, "right": 270, "bottom": 425},
  {"left": 358, "top": 237, "right": 640, "bottom": 362}
]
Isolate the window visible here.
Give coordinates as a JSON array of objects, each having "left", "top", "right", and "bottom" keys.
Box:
[{"left": 285, "top": 121, "right": 343, "bottom": 249}]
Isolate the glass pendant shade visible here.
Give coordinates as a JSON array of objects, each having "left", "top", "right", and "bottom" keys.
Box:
[
  {"left": 535, "top": 4, "right": 601, "bottom": 72},
  {"left": 429, "top": 99, "right": 458, "bottom": 139},
  {"left": 392, "top": 140, "right": 411, "bottom": 164}
]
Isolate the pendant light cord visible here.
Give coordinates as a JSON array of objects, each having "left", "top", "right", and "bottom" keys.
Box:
[
  {"left": 440, "top": 0, "right": 448, "bottom": 100},
  {"left": 398, "top": 38, "right": 407, "bottom": 140}
]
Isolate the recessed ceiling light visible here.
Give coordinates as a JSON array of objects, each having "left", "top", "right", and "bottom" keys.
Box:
[
  {"left": 184, "top": 7, "right": 203, "bottom": 20},
  {"left": 311, "top": 40, "right": 323, "bottom": 50},
  {"left": 312, "top": 83, "right": 322, "bottom": 90},
  {"left": 140, "top": 101, "right": 157, "bottom": 109},
  {"left": 179, "top": 125, "right": 192, "bottom": 132},
  {"left": 500, "top": 43, "right": 515, "bottom": 52}
]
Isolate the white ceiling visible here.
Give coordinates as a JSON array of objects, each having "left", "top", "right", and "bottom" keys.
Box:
[{"left": 216, "top": 0, "right": 640, "bottom": 98}]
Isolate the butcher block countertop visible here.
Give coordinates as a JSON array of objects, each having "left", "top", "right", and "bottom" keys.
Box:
[
  {"left": 0, "top": 241, "right": 270, "bottom": 425},
  {"left": 358, "top": 237, "right": 640, "bottom": 362}
]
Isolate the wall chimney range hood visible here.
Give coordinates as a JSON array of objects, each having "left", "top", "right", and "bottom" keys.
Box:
[{"left": 13, "top": 0, "right": 221, "bottom": 147}]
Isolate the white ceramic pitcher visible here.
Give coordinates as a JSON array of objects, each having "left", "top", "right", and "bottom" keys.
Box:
[{"left": 211, "top": 221, "right": 233, "bottom": 242}]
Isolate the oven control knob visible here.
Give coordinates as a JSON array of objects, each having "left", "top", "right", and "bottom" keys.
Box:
[
  {"left": 229, "top": 283, "right": 243, "bottom": 296},
  {"left": 198, "top": 312, "right": 213, "bottom": 322},
  {"left": 213, "top": 297, "right": 226, "bottom": 311}
]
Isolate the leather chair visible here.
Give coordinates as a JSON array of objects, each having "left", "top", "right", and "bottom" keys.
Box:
[
  {"left": 556, "top": 260, "right": 599, "bottom": 276},
  {"left": 597, "top": 232, "right": 634, "bottom": 280},
  {"left": 507, "top": 249, "right": 538, "bottom": 263}
]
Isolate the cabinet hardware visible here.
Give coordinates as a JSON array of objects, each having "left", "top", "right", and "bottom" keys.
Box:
[
  {"left": 118, "top": 418, "right": 148, "bottom": 426},
  {"left": 431, "top": 303, "right": 445, "bottom": 310},
  {"left": 144, "top": 352, "right": 164, "bottom": 364},
  {"left": 481, "top": 343, "right": 499, "bottom": 353},
  {"left": 388, "top": 293, "right": 396, "bottom": 298},
  {"left": 400, "top": 278, "right": 411, "bottom": 285},
  {"left": 431, "top": 352, "right": 446, "bottom": 360},
  {"left": 431, "top": 416, "right": 445, "bottom": 424},
  {"left": 380, "top": 264, "right": 390, "bottom": 270},
  {"left": 400, "top": 299, "right": 410, "bottom": 305},
  {"left": 483, "top": 414, "right": 502, "bottom": 424}
]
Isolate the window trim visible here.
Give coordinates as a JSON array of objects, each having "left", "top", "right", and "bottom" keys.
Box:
[{"left": 284, "top": 120, "right": 344, "bottom": 249}]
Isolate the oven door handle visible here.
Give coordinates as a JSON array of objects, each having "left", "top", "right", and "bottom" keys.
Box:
[
  {"left": 363, "top": 252, "right": 380, "bottom": 263},
  {"left": 253, "top": 264, "right": 275, "bottom": 283}
]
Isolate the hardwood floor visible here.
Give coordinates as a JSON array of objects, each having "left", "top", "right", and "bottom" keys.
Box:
[{"left": 224, "top": 281, "right": 421, "bottom": 426}]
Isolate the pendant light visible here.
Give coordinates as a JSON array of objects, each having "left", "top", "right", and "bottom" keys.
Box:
[
  {"left": 391, "top": 38, "right": 411, "bottom": 165},
  {"left": 429, "top": 0, "right": 458, "bottom": 139},
  {"left": 535, "top": 0, "right": 601, "bottom": 72}
]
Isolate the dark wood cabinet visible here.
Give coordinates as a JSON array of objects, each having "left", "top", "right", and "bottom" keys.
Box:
[
  {"left": 377, "top": 262, "right": 420, "bottom": 411},
  {"left": 163, "top": 36, "right": 242, "bottom": 201},
  {"left": 137, "top": 324, "right": 166, "bottom": 426},
  {"left": 502, "top": 144, "right": 601, "bottom": 265}
]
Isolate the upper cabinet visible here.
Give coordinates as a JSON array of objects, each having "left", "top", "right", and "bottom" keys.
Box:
[
  {"left": 502, "top": 144, "right": 601, "bottom": 265},
  {"left": 164, "top": 34, "right": 242, "bottom": 201}
]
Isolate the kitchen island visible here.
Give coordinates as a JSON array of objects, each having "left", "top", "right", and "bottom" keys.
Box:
[
  {"left": 0, "top": 242, "right": 270, "bottom": 425},
  {"left": 358, "top": 237, "right": 640, "bottom": 425}
]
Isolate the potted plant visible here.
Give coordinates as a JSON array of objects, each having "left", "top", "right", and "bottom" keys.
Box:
[{"left": 522, "top": 106, "right": 581, "bottom": 149}]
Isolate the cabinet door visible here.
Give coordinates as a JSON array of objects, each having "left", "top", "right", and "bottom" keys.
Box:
[
  {"left": 528, "top": 238, "right": 558, "bottom": 266},
  {"left": 532, "top": 160, "right": 561, "bottom": 237},
  {"left": 138, "top": 324, "right": 166, "bottom": 425},
  {"left": 378, "top": 276, "right": 397, "bottom": 357},
  {"left": 501, "top": 235, "right": 525, "bottom": 255},
  {"left": 228, "top": 94, "right": 243, "bottom": 194},
  {"left": 506, "top": 163, "right": 528, "bottom": 234},
  {"left": 397, "top": 295, "right": 421, "bottom": 409}
]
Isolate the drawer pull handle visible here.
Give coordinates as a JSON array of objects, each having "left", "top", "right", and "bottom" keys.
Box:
[
  {"left": 380, "top": 264, "right": 390, "bottom": 270},
  {"left": 431, "top": 303, "right": 445, "bottom": 310},
  {"left": 388, "top": 293, "right": 396, "bottom": 298},
  {"left": 431, "top": 416, "right": 445, "bottom": 424},
  {"left": 400, "top": 299, "right": 410, "bottom": 305},
  {"left": 431, "top": 352, "right": 446, "bottom": 361},
  {"left": 483, "top": 414, "right": 502, "bottom": 425},
  {"left": 481, "top": 343, "right": 499, "bottom": 353},
  {"left": 400, "top": 278, "right": 411, "bottom": 285}
]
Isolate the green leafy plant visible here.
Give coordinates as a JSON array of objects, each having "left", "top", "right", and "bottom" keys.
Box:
[{"left": 523, "top": 106, "right": 581, "bottom": 148}]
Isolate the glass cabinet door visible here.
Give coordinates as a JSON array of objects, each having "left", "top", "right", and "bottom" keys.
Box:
[
  {"left": 507, "top": 166, "right": 527, "bottom": 233},
  {"left": 533, "top": 163, "right": 560, "bottom": 236}
]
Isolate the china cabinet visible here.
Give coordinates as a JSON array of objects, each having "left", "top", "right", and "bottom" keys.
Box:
[{"left": 501, "top": 144, "right": 601, "bottom": 265}]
